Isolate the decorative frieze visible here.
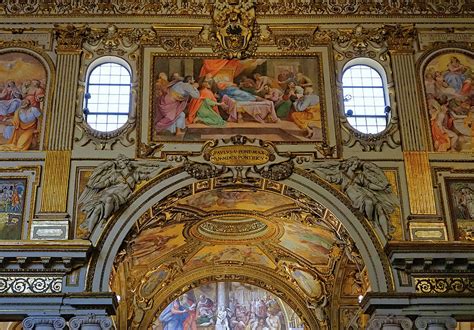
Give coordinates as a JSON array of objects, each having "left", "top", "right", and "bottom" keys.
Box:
[
  {"left": 415, "top": 277, "right": 474, "bottom": 294},
  {"left": 0, "top": 276, "right": 62, "bottom": 294},
  {"left": 1, "top": 0, "right": 473, "bottom": 16}
]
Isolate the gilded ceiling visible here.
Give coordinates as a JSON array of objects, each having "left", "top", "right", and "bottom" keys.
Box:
[{"left": 111, "top": 183, "right": 368, "bottom": 329}]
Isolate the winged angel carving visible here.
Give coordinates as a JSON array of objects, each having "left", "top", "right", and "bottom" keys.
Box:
[
  {"left": 306, "top": 157, "right": 399, "bottom": 237},
  {"left": 78, "top": 155, "right": 169, "bottom": 233}
]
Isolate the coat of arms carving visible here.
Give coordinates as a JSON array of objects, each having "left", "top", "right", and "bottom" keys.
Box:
[{"left": 211, "top": 0, "right": 257, "bottom": 58}]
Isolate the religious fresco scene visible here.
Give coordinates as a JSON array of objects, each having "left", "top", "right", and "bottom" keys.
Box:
[
  {"left": 424, "top": 52, "right": 474, "bottom": 152},
  {"left": 108, "top": 184, "right": 366, "bottom": 328},
  {"left": 151, "top": 58, "right": 324, "bottom": 142},
  {"left": 0, "top": 178, "right": 26, "bottom": 240},
  {"left": 446, "top": 179, "right": 474, "bottom": 241},
  {"left": 152, "top": 282, "right": 305, "bottom": 330},
  {"left": 0, "top": 52, "right": 46, "bottom": 151}
]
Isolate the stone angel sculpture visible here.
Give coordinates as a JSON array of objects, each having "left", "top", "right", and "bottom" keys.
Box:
[
  {"left": 306, "top": 157, "right": 399, "bottom": 237},
  {"left": 78, "top": 154, "right": 170, "bottom": 234}
]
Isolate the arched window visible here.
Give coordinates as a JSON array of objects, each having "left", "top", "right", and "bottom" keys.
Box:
[
  {"left": 83, "top": 58, "right": 131, "bottom": 132},
  {"left": 342, "top": 60, "right": 391, "bottom": 134}
]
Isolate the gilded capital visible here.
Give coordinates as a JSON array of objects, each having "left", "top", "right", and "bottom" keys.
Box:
[
  {"left": 54, "top": 24, "right": 89, "bottom": 53},
  {"left": 382, "top": 24, "right": 416, "bottom": 54}
]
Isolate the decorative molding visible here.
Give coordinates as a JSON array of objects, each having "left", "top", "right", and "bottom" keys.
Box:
[
  {"left": 1, "top": 0, "right": 473, "bottom": 16},
  {"left": 0, "top": 276, "right": 62, "bottom": 294},
  {"left": 0, "top": 30, "right": 52, "bottom": 50},
  {"left": 0, "top": 240, "right": 91, "bottom": 272},
  {"left": 23, "top": 316, "right": 66, "bottom": 330},
  {"left": 418, "top": 29, "right": 474, "bottom": 50},
  {"left": 415, "top": 277, "right": 474, "bottom": 294}
]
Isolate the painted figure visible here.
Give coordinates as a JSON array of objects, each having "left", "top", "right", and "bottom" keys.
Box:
[
  {"left": 154, "top": 75, "right": 199, "bottom": 134},
  {"left": 159, "top": 300, "right": 189, "bottom": 330},
  {"left": 0, "top": 80, "right": 22, "bottom": 117},
  {"left": 0, "top": 99, "right": 41, "bottom": 151}
]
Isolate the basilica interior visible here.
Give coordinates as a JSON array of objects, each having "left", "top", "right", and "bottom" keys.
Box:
[{"left": 0, "top": 0, "right": 473, "bottom": 329}]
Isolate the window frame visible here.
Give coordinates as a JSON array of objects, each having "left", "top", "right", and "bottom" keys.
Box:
[
  {"left": 341, "top": 58, "right": 391, "bottom": 135},
  {"left": 83, "top": 56, "right": 133, "bottom": 133}
]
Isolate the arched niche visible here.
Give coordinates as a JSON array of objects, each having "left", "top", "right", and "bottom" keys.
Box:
[
  {"left": 85, "top": 168, "right": 392, "bottom": 297},
  {"left": 417, "top": 45, "right": 474, "bottom": 153},
  {"left": 0, "top": 46, "right": 55, "bottom": 151}
]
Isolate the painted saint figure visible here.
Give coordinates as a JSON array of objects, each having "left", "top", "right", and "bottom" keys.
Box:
[
  {"left": 159, "top": 300, "right": 189, "bottom": 330},
  {"left": 154, "top": 75, "right": 199, "bottom": 135},
  {"left": 0, "top": 99, "right": 41, "bottom": 151}
]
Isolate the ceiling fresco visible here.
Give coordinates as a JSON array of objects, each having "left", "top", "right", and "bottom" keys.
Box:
[{"left": 111, "top": 181, "right": 368, "bottom": 328}]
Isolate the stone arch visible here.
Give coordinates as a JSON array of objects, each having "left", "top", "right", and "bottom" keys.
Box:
[{"left": 86, "top": 168, "right": 392, "bottom": 294}]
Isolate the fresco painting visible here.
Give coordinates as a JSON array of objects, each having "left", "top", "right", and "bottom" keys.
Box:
[
  {"left": 424, "top": 52, "right": 474, "bottom": 152},
  {"left": 446, "top": 179, "right": 474, "bottom": 241},
  {"left": 151, "top": 58, "right": 324, "bottom": 142},
  {"left": 0, "top": 52, "right": 47, "bottom": 151},
  {"left": 279, "top": 222, "right": 335, "bottom": 265},
  {"left": 180, "top": 189, "right": 295, "bottom": 212},
  {"left": 183, "top": 245, "right": 275, "bottom": 271},
  {"left": 131, "top": 223, "right": 187, "bottom": 265},
  {"left": 152, "top": 282, "right": 304, "bottom": 330},
  {"left": 0, "top": 178, "right": 26, "bottom": 240}
]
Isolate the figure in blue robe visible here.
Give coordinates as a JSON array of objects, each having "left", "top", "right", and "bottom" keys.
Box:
[{"left": 159, "top": 300, "right": 188, "bottom": 330}]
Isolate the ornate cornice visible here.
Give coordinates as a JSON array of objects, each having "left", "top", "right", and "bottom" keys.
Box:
[
  {"left": 0, "top": 0, "right": 473, "bottom": 16},
  {"left": 0, "top": 240, "right": 91, "bottom": 272},
  {"left": 387, "top": 242, "right": 474, "bottom": 273}
]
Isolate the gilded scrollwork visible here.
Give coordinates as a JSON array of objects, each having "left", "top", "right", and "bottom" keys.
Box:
[{"left": 415, "top": 277, "right": 474, "bottom": 294}]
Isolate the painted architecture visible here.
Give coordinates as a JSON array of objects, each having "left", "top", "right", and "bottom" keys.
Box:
[{"left": 0, "top": 0, "right": 473, "bottom": 329}]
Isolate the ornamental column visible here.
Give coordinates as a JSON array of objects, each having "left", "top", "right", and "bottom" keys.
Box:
[
  {"left": 33, "top": 25, "right": 88, "bottom": 240},
  {"left": 69, "top": 315, "right": 113, "bottom": 330},
  {"left": 367, "top": 315, "right": 413, "bottom": 330},
  {"left": 385, "top": 25, "right": 439, "bottom": 235},
  {"left": 22, "top": 316, "right": 66, "bottom": 330},
  {"left": 415, "top": 317, "right": 457, "bottom": 330}
]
